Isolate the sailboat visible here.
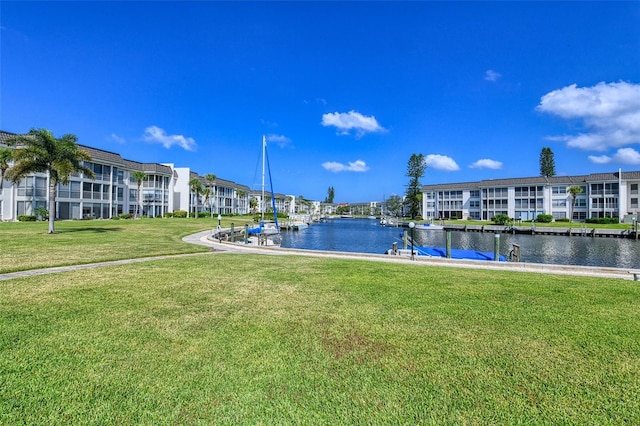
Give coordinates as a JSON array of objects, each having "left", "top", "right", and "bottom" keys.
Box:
[{"left": 246, "top": 136, "right": 282, "bottom": 246}]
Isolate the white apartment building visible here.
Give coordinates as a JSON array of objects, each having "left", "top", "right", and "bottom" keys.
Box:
[
  {"left": 0, "top": 130, "right": 251, "bottom": 221},
  {"left": 422, "top": 171, "right": 640, "bottom": 222}
]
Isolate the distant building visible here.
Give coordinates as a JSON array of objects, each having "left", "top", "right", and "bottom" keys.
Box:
[
  {"left": 422, "top": 172, "right": 640, "bottom": 222},
  {"left": 0, "top": 130, "right": 251, "bottom": 221}
]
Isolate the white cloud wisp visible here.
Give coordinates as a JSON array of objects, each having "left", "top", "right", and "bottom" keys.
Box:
[
  {"left": 322, "top": 160, "right": 369, "bottom": 173},
  {"left": 469, "top": 158, "right": 503, "bottom": 170},
  {"left": 321, "top": 111, "right": 385, "bottom": 137},
  {"left": 424, "top": 154, "right": 460, "bottom": 172},
  {"left": 589, "top": 148, "right": 640, "bottom": 165},
  {"left": 143, "top": 126, "right": 197, "bottom": 151},
  {"left": 537, "top": 81, "right": 640, "bottom": 151}
]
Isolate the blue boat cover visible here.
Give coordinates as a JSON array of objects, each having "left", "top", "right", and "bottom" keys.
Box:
[{"left": 414, "top": 246, "right": 506, "bottom": 261}]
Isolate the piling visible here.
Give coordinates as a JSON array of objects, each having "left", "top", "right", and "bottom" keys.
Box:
[
  {"left": 446, "top": 231, "right": 452, "bottom": 258},
  {"left": 494, "top": 234, "right": 500, "bottom": 262}
]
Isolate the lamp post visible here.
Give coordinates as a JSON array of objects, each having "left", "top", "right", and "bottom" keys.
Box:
[
  {"left": 217, "top": 214, "right": 222, "bottom": 242},
  {"left": 409, "top": 221, "right": 415, "bottom": 260},
  {"left": 217, "top": 214, "right": 222, "bottom": 228}
]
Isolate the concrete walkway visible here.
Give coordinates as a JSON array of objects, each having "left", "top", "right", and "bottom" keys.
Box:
[{"left": 1, "top": 230, "right": 637, "bottom": 281}]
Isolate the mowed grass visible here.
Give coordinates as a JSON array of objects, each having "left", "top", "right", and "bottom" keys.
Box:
[
  {"left": 1, "top": 254, "right": 639, "bottom": 424},
  {"left": 0, "top": 217, "right": 251, "bottom": 273}
]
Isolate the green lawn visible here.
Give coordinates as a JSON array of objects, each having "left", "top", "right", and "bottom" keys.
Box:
[
  {"left": 1, "top": 253, "right": 639, "bottom": 424},
  {"left": 0, "top": 217, "right": 252, "bottom": 273}
]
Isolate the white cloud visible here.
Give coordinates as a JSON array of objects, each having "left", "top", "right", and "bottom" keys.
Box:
[
  {"left": 589, "top": 148, "right": 640, "bottom": 165},
  {"left": 469, "top": 158, "right": 503, "bottom": 169},
  {"left": 537, "top": 81, "right": 640, "bottom": 151},
  {"left": 110, "top": 133, "right": 125, "bottom": 144},
  {"left": 266, "top": 134, "right": 291, "bottom": 148},
  {"left": 588, "top": 154, "right": 611, "bottom": 164},
  {"left": 143, "top": 126, "right": 196, "bottom": 151},
  {"left": 322, "top": 160, "right": 369, "bottom": 173},
  {"left": 424, "top": 154, "right": 460, "bottom": 172},
  {"left": 484, "top": 70, "right": 501, "bottom": 82},
  {"left": 321, "top": 110, "right": 385, "bottom": 137}
]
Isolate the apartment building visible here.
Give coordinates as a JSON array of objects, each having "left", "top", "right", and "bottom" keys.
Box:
[
  {"left": 0, "top": 130, "right": 251, "bottom": 221},
  {"left": 422, "top": 171, "right": 640, "bottom": 222}
]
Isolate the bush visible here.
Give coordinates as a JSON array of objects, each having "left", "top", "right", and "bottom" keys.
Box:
[
  {"left": 536, "top": 214, "right": 553, "bottom": 223},
  {"left": 491, "top": 214, "right": 510, "bottom": 225},
  {"left": 555, "top": 217, "right": 570, "bottom": 222},
  {"left": 18, "top": 215, "right": 37, "bottom": 222},
  {"left": 586, "top": 217, "right": 619, "bottom": 224},
  {"left": 173, "top": 210, "right": 188, "bottom": 218},
  {"left": 33, "top": 207, "right": 49, "bottom": 221},
  {"left": 164, "top": 212, "right": 173, "bottom": 218},
  {"left": 118, "top": 213, "right": 132, "bottom": 220}
]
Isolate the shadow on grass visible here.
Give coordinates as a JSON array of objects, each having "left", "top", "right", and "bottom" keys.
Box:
[{"left": 59, "top": 227, "right": 124, "bottom": 233}]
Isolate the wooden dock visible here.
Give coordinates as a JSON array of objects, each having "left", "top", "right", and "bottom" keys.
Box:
[{"left": 442, "top": 224, "right": 639, "bottom": 239}]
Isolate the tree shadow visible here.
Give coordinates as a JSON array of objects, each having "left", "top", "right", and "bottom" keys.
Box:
[{"left": 60, "top": 227, "right": 124, "bottom": 233}]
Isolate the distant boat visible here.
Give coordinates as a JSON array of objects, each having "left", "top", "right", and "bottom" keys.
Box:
[
  {"left": 246, "top": 136, "right": 281, "bottom": 246},
  {"left": 292, "top": 222, "right": 309, "bottom": 231},
  {"left": 340, "top": 214, "right": 354, "bottom": 218}
]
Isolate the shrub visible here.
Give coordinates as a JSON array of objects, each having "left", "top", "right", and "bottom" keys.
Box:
[
  {"left": 118, "top": 213, "right": 132, "bottom": 220},
  {"left": 173, "top": 210, "right": 188, "bottom": 218},
  {"left": 555, "top": 217, "right": 570, "bottom": 222},
  {"left": 18, "top": 215, "right": 37, "bottom": 222},
  {"left": 33, "top": 207, "right": 49, "bottom": 221},
  {"left": 536, "top": 214, "right": 553, "bottom": 223},
  {"left": 164, "top": 212, "right": 174, "bottom": 218},
  {"left": 586, "top": 217, "right": 619, "bottom": 224},
  {"left": 491, "top": 213, "right": 510, "bottom": 225}
]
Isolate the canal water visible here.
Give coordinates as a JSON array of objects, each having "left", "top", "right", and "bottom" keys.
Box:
[{"left": 280, "top": 218, "right": 639, "bottom": 269}]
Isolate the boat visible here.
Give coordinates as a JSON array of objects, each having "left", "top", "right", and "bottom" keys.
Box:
[
  {"left": 292, "top": 222, "right": 309, "bottom": 231},
  {"left": 246, "top": 136, "right": 281, "bottom": 246}
]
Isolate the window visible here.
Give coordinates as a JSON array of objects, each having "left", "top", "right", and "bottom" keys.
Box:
[
  {"left": 552, "top": 186, "right": 566, "bottom": 195},
  {"left": 552, "top": 199, "right": 566, "bottom": 207},
  {"left": 631, "top": 198, "right": 638, "bottom": 209},
  {"left": 631, "top": 184, "right": 638, "bottom": 195},
  {"left": 469, "top": 190, "right": 480, "bottom": 197},
  {"left": 17, "top": 177, "right": 34, "bottom": 196}
]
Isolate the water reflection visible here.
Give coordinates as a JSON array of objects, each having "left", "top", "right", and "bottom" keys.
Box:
[{"left": 280, "top": 218, "right": 638, "bottom": 268}]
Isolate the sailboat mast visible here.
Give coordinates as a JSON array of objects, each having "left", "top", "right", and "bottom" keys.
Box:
[{"left": 261, "top": 135, "right": 266, "bottom": 222}]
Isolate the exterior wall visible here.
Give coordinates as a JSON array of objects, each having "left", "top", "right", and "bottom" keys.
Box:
[{"left": 422, "top": 171, "right": 640, "bottom": 222}]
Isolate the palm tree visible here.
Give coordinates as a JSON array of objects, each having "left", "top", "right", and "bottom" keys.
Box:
[
  {"left": 6, "top": 128, "right": 94, "bottom": 234},
  {"left": 204, "top": 173, "right": 216, "bottom": 218},
  {"left": 568, "top": 185, "right": 584, "bottom": 222},
  {"left": 201, "top": 188, "right": 211, "bottom": 216},
  {"left": 189, "top": 177, "right": 204, "bottom": 218},
  {"left": 130, "top": 171, "right": 147, "bottom": 219}
]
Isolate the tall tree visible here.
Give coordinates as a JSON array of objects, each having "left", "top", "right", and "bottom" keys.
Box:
[
  {"left": 405, "top": 153, "right": 426, "bottom": 219},
  {"left": 189, "top": 177, "right": 204, "bottom": 218},
  {"left": 324, "top": 186, "right": 335, "bottom": 203},
  {"left": 6, "top": 128, "right": 94, "bottom": 234},
  {"left": 567, "top": 185, "right": 584, "bottom": 222},
  {"left": 385, "top": 194, "right": 403, "bottom": 218},
  {"left": 0, "top": 147, "right": 13, "bottom": 191},
  {"left": 204, "top": 173, "right": 216, "bottom": 218},
  {"left": 540, "top": 147, "right": 556, "bottom": 178},
  {"left": 130, "top": 171, "right": 147, "bottom": 219}
]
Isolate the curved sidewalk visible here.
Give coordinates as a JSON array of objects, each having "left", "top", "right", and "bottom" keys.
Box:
[
  {"left": 1, "top": 230, "right": 637, "bottom": 281},
  {"left": 194, "top": 231, "right": 639, "bottom": 281}
]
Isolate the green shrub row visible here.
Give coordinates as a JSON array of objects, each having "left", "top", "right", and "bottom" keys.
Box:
[{"left": 586, "top": 217, "right": 619, "bottom": 224}]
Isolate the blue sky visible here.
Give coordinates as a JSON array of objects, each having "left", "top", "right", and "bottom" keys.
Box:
[{"left": 2, "top": 1, "right": 639, "bottom": 203}]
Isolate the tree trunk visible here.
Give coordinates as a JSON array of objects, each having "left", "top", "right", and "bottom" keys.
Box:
[{"left": 48, "top": 179, "right": 56, "bottom": 234}]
